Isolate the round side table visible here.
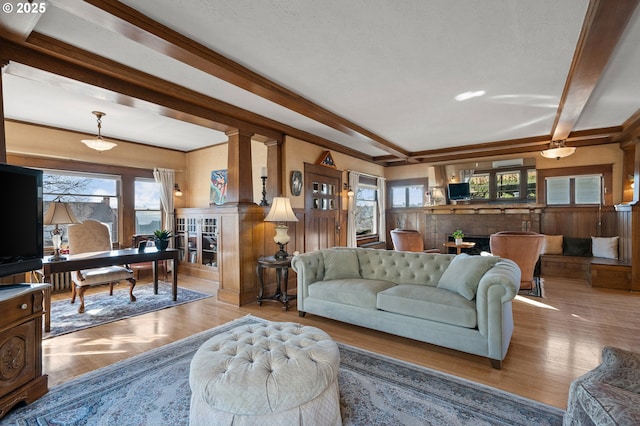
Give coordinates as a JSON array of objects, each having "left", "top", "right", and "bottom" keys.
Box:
[{"left": 256, "top": 255, "right": 295, "bottom": 310}]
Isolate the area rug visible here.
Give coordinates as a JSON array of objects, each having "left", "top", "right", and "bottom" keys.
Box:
[
  {"left": 519, "top": 277, "right": 545, "bottom": 298},
  {"left": 7, "top": 316, "right": 565, "bottom": 425},
  {"left": 45, "top": 283, "right": 212, "bottom": 338}
]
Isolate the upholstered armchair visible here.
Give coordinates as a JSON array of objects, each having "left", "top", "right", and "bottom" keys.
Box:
[
  {"left": 67, "top": 220, "right": 136, "bottom": 313},
  {"left": 564, "top": 346, "right": 640, "bottom": 425},
  {"left": 489, "top": 231, "right": 544, "bottom": 290},
  {"left": 390, "top": 229, "right": 440, "bottom": 253}
]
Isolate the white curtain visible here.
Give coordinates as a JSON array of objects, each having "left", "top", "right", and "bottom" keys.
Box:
[
  {"left": 377, "top": 176, "right": 386, "bottom": 245},
  {"left": 347, "top": 171, "right": 360, "bottom": 248},
  {"left": 153, "top": 168, "right": 175, "bottom": 246}
]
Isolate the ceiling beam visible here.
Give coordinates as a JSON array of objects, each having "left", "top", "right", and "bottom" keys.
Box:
[
  {"left": 1, "top": 36, "right": 375, "bottom": 162},
  {"left": 551, "top": 0, "right": 640, "bottom": 141},
  {"left": 48, "top": 0, "right": 410, "bottom": 161}
]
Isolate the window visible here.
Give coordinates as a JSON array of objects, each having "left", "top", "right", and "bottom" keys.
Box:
[
  {"left": 496, "top": 170, "right": 520, "bottom": 199},
  {"left": 388, "top": 178, "right": 427, "bottom": 208},
  {"left": 135, "top": 178, "right": 162, "bottom": 235},
  {"left": 467, "top": 168, "right": 536, "bottom": 203},
  {"left": 546, "top": 174, "right": 602, "bottom": 205},
  {"left": 469, "top": 173, "right": 489, "bottom": 200},
  {"left": 355, "top": 184, "right": 378, "bottom": 236},
  {"left": 43, "top": 171, "right": 120, "bottom": 247}
]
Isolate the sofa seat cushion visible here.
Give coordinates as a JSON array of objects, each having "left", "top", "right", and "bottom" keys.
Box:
[
  {"left": 377, "top": 285, "right": 477, "bottom": 328},
  {"left": 308, "top": 279, "right": 396, "bottom": 309}
]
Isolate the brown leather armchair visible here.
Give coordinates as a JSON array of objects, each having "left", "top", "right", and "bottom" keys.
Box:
[
  {"left": 390, "top": 229, "right": 440, "bottom": 253},
  {"left": 489, "top": 231, "right": 544, "bottom": 290}
]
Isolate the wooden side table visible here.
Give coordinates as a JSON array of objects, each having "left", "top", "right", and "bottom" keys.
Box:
[
  {"left": 256, "top": 256, "right": 295, "bottom": 311},
  {"left": 443, "top": 241, "right": 476, "bottom": 255}
]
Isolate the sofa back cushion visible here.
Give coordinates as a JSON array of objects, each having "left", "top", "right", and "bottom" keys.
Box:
[
  {"left": 356, "top": 248, "right": 453, "bottom": 286},
  {"left": 322, "top": 249, "right": 361, "bottom": 280}
]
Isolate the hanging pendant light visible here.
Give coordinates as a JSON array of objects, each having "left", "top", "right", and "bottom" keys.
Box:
[
  {"left": 81, "top": 111, "right": 117, "bottom": 152},
  {"left": 540, "top": 140, "right": 575, "bottom": 160}
]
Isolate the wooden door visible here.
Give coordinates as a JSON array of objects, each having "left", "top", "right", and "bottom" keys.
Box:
[{"left": 304, "top": 163, "right": 342, "bottom": 252}]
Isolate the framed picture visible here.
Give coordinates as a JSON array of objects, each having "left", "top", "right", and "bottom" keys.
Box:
[
  {"left": 291, "top": 170, "right": 303, "bottom": 196},
  {"left": 210, "top": 169, "right": 227, "bottom": 205}
]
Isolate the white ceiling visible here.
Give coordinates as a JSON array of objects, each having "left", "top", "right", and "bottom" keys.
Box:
[{"left": 1, "top": 0, "right": 639, "bottom": 161}]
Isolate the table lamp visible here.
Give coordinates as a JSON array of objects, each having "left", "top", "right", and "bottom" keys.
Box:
[
  {"left": 44, "top": 201, "right": 80, "bottom": 261},
  {"left": 264, "top": 197, "right": 298, "bottom": 259}
]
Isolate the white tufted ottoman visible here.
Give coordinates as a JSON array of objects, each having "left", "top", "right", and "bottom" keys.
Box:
[{"left": 189, "top": 321, "right": 342, "bottom": 426}]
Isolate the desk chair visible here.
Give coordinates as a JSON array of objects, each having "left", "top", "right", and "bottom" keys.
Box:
[
  {"left": 129, "top": 234, "right": 169, "bottom": 280},
  {"left": 67, "top": 220, "right": 136, "bottom": 313}
]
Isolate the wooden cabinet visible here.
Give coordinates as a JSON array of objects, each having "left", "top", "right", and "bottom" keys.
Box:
[
  {"left": 175, "top": 208, "right": 220, "bottom": 281},
  {"left": 0, "top": 284, "right": 49, "bottom": 419}
]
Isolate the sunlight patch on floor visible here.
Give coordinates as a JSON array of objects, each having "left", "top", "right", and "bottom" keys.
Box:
[{"left": 515, "top": 295, "right": 559, "bottom": 310}]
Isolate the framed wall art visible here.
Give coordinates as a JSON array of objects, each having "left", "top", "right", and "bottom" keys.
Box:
[
  {"left": 210, "top": 169, "right": 227, "bottom": 205},
  {"left": 291, "top": 170, "right": 303, "bottom": 196}
]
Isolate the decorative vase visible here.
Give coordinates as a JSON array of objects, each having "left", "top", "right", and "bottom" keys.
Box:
[
  {"left": 155, "top": 239, "right": 169, "bottom": 251},
  {"left": 455, "top": 238, "right": 463, "bottom": 245}
]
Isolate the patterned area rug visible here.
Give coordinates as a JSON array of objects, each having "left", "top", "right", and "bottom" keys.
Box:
[
  {"left": 519, "top": 277, "right": 545, "bottom": 298},
  {"left": 7, "top": 316, "right": 565, "bottom": 425},
  {"left": 45, "top": 283, "right": 212, "bottom": 338}
]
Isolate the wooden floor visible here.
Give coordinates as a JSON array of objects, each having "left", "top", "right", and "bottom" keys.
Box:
[{"left": 44, "top": 272, "right": 640, "bottom": 410}]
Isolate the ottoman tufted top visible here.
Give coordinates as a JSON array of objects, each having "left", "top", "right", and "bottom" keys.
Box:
[{"left": 189, "top": 321, "right": 340, "bottom": 416}]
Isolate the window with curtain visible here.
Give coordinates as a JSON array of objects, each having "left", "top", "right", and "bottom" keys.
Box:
[
  {"left": 134, "top": 178, "right": 162, "bottom": 235},
  {"left": 355, "top": 183, "right": 378, "bottom": 236},
  {"left": 43, "top": 170, "right": 120, "bottom": 247}
]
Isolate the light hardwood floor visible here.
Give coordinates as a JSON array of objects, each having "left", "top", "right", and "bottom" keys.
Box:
[{"left": 44, "top": 272, "right": 640, "bottom": 410}]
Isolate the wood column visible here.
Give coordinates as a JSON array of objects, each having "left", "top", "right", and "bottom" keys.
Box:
[
  {"left": 265, "top": 139, "right": 283, "bottom": 199},
  {"left": 632, "top": 139, "right": 640, "bottom": 292},
  {"left": 217, "top": 129, "right": 267, "bottom": 306},
  {"left": 0, "top": 58, "right": 8, "bottom": 163},
  {"left": 225, "top": 129, "right": 254, "bottom": 204}
]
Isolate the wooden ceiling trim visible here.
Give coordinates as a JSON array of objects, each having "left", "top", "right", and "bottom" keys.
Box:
[
  {"left": 1, "top": 37, "right": 375, "bottom": 161},
  {"left": 51, "top": 0, "right": 410, "bottom": 161},
  {"left": 551, "top": 0, "right": 640, "bottom": 141}
]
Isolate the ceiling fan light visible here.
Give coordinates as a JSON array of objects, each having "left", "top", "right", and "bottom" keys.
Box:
[{"left": 541, "top": 140, "right": 576, "bottom": 160}]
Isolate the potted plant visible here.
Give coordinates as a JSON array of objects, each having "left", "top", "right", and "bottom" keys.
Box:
[
  {"left": 451, "top": 230, "right": 464, "bottom": 245},
  {"left": 153, "top": 229, "right": 172, "bottom": 251}
]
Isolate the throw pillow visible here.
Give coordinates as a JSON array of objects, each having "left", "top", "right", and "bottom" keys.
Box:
[
  {"left": 541, "top": 235, "right": 563, "bottom": 255},
  {"left": 322, "top": 249, "right": 361, "bottom": 280},
  {"left": 563, "top": 237, "right": 592, "bottom": 257},
  {"left": 437, "top": 253, "right": 499, "bottom": 300},
  {"left": 591, "top": 236, "right": 619, "bottom": 260}
]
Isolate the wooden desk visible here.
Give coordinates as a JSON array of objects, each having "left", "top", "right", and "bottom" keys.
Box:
[
  {"left": 443, "top": 241, "right": 476, "bottom": 255},
  {"left": 41, "top": 248, "right": 179, "bottom": 332}
]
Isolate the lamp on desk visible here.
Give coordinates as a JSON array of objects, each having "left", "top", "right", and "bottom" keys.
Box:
[
  {"left": 264, "top": 197, "right": 298, "bottom": 260},
  {"left": 44, "top": 201, "right": 80, "bottom": 261}
]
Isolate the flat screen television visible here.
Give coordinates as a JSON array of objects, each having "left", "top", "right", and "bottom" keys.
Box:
[
  {"left": 447, "top": 182, "right": 471, "bottom": 201},
  {"left": 0, "top": 163, "right": 43, "bottom": 278}
]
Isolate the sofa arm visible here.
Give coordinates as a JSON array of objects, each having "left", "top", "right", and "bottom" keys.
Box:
[
  {"left": 475, "top": 258, "right": 520, "bottom": 347},
  {"left": 477, "top": 258, "right": 520, "bottom": 303},
  {"left": 291, "top": 252, "right": 325, "bottom": 311}
]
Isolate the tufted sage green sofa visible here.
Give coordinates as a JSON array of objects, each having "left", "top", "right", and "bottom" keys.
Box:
[{"left": 291, "top": 247, "right": 521, "bottom": 368}]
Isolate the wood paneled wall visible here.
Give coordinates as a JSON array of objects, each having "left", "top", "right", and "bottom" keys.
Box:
[{"left": 386, "top": 205, "right": 632, "bottom": 261}]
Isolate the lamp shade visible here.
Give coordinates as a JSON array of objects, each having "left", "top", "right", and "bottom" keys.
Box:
[
  {"left": 264, "top": 197, "right": 298, "bottom": 222},
  {"left": 44, "top": 201, "right": 80, "bottom": 225},
  {"left": 81, "top": 138, "right": 117, "bottom": 152},
  {"left": 541, "top": 140, "right": 576, "bottom": 160}
]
